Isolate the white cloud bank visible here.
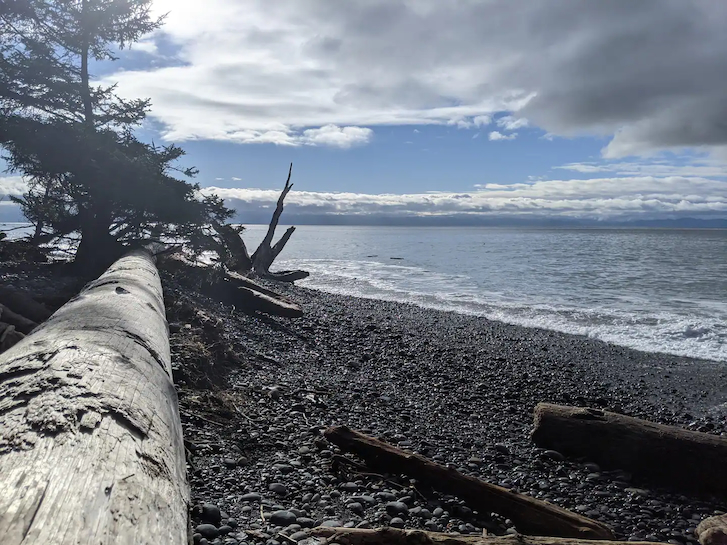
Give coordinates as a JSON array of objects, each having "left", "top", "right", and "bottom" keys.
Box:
[
  {"left": 203, "top": 176, "right": 727, "bottom": 222},
  {"left": 100, "top": 1, "right": 727, "bottom": 156}
]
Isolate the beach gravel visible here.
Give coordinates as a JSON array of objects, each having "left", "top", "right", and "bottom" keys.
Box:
[{"left": 166, "top": 278, "right": 727, "bottom": 544}]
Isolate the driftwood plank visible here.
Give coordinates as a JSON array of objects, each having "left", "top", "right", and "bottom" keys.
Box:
[
  {"left": 531, "top": 403, "right": 727, "bottom": 495},
  {"left": 324, "top": 426, "right": 614, "bottom": 540},
  {"left": 307, "top": 527, "right": 664, "bottom": 545},
  {"left": 0, "top": 249, "right": 188, "bottom": 544}
]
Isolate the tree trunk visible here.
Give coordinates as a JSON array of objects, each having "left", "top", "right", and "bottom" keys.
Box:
[
  {"left": 324, "top": 426, "right": 614, "bottom": 540},
  {"left": 531, "top": 403, "right": 727, "bottom": 495},
  {"left": 74, "top": 206, "right": 123, "bottom": 275},
  {"left": 308, "top": 527, "right": 664, "bottom": 545},
  {"left": 697, "top": 515, "right": 727, "bottom": 545},
  {"left": 0, "top": 249, "right": 188, "bottom": 544}
]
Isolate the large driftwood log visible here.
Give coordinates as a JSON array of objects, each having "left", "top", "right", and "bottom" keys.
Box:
[
  {"left": 697, "top": 514, "right": 727, "bottom": 545},
  {"left": 308, "top": 527, "right": 664, "bottom": 545},
  {"left": 0, "top": 249, "right": 188, "bottom": 544},
  {"left": 531, "top": 403, "right": 727, "bottom": 495},
  {"left": 324, "top": 426, "right": 613, "bottom": 540}
]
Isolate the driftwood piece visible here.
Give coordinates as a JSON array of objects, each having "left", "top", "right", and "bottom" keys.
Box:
[
  {"left": 0, "top": 286, "right": 52, "bottom": 323},
  {"left": 207, "top": 273, "right": 303, "bottom": 318},
  {"left": 0, "top": 322, "right": 25, "bottom": 352},
  {"left": 324, "top": 426, "right": 614, "bottom": 540},
  {"left": 0, "top": 249, "right": 188, "bottom": 544},
  {"left": 0, "top": 304, "right": 39, "bottom": 334},
  {"left": 232, "top": 285, "right": 303, "bottom": 318},
  {"left": 697, "top": 514, "right": 727, "bottom": 545},
  {"left": 531, "top": 403, "right": 727, "bottom": 495},
  {"left": 307, "top": 527, "right": 664, "bottom": 545}
]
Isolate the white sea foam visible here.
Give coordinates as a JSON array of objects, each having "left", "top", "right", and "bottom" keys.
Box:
[{"left": 281, "top": 257, "right": 727, "bottom": 363}]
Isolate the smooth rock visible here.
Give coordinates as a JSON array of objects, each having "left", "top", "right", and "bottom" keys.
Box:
[
  {"left": 195, "top": 524, "right": 219, "bottom": 539},
  {"left": 270, "top": 510, "right": 297, "bottom": 526},
  {"left": 269, "top": 483, "right": 289, "bottom": 496}
]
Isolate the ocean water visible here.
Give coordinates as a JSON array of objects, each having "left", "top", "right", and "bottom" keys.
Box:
[
  {"left": 243, "top": 225, "right": 727, "bottom": 363},
  {"left": 3, "top": 223, "right": 725, "bottom": 362}
]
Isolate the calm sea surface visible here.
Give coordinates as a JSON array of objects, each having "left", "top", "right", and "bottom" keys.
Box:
[
  {"left": 3, "top": 223, "right": 725, "bottom": 362},
  {"left": 244, "top": 225, "right": 727, "bottom": 363}
]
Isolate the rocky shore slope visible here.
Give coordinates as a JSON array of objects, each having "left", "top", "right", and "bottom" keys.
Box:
[{"left": 164, "top": 274, "right": 727, "bottom": 545}]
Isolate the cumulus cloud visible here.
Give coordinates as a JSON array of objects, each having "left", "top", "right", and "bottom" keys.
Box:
[
  {"left": 496, "top": 116, "right": 529, "bottom": 131},
  {"left": 202, "top": 176, "right": 727, "bottom": 222},
  {"left": 557, "top": 160, "right": 727, "bottom": 178},
  {"left": 301, "top": 125, "right": 373, "bottom": 148},
  {"left": 489, "top": 131, "right": 516, "bottom": 141},
  {"left": 0, "top": 176, "right": 28, "bottom": 199},
  {"left": 100, "top": 1, "right": 727, "bottom": 157}
]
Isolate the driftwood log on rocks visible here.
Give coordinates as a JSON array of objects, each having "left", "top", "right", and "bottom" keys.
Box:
[
  {"left": 697, "top": 514, "right": 727, "bottom": 545},
  {"left": 531, "top": 403, "right": 727, "bottom": 495},
  {"left": 0, "top": 304, "right": 39, "bottom": 334},
  {"left": 0, "top": 286, "right": 51, "bottom": 324},
  {"left": 0, "top": 249, "right": 188, "bottom": 544},
  {"left": 205, "top": 273, "right": 303, "bottom": 318},
  {"left": 307, "top": 527, "right": 664, "bottom": 545},
  {"left": 324, "top": 426, "right": 614, "bottom": 539}
]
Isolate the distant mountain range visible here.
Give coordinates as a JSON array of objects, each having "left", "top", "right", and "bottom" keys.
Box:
[{"left": 233, "top": 211, "right": 727, "bottom": 229}]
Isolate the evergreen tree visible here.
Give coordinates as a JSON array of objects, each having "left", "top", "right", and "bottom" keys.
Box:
[{"left": 0, "top": 0, "right": 232, "bottom": 268}]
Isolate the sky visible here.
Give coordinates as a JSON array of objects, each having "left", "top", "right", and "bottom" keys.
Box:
[{"left": 1, "top": 0, "right": 727, "bottom": 225}]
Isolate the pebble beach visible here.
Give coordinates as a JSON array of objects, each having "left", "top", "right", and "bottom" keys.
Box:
[{"left": 170, "top": 279, "right": 727, "bottom": 545}]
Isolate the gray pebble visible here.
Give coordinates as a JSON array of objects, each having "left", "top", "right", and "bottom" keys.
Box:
[
  {"left": 240, "top": 493, "right": 262, "bottom": 502},
  {"left": 269, "top": 483, "right": 288, "bottom": 496},
  {"left": 385, "top": 501, "right": 409, "bottom": 517},
  {"left": 390, "top": 517, "right": 405, "bottom": 528},
  {"left": 270, "top": 510, "right": 297, "bottom": 526},
  {"left": 195, "top": 524, "right": 219, "bottom": 539}
]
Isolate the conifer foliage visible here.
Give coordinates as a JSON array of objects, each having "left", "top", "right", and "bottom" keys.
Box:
[{"left": 0, "top": 0, "right": 232, "bottom": 269}]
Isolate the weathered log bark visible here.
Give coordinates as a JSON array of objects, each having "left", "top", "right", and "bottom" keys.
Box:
[
  {"left": 531, "top": 403, "right": 727, "bottom": 495},
  {"left": 697, "top": 514, "right": 727, "bottom": 545},
  {"left": 0, "top": 304, "right": 38, "bottom": 334},
  {"left": 324, "top": 426, "right": 613, "bottom": 539},
  {"left": 308, "top": 527, "right": 663, "bottom": 545},
  {"left": 0, "top": 286, "right": 52, "bottom": 324},
  {"left": 0, "top": 249, "right": 188, "bottom": 544}
]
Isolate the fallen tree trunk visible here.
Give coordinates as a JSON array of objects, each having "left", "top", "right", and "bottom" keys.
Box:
[
  {"left": 308, "top": 527, "right": 663, "bottom": 545},
  {"left": 324, "top": 426, "right": 613, "bottom": 539},
  {"left": 531, "top": 403, "right": 727, "bottom": 495},
  {"left": 697, "top": 514, "right": 727, "bottom": 545},
  {"left": 0, "top": 249, "right": 188, "bottom": 544}
]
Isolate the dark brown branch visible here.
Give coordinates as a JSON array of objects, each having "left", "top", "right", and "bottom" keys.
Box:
[{"left": 324, "top": 426, "right": 614, "bottom": 539}]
